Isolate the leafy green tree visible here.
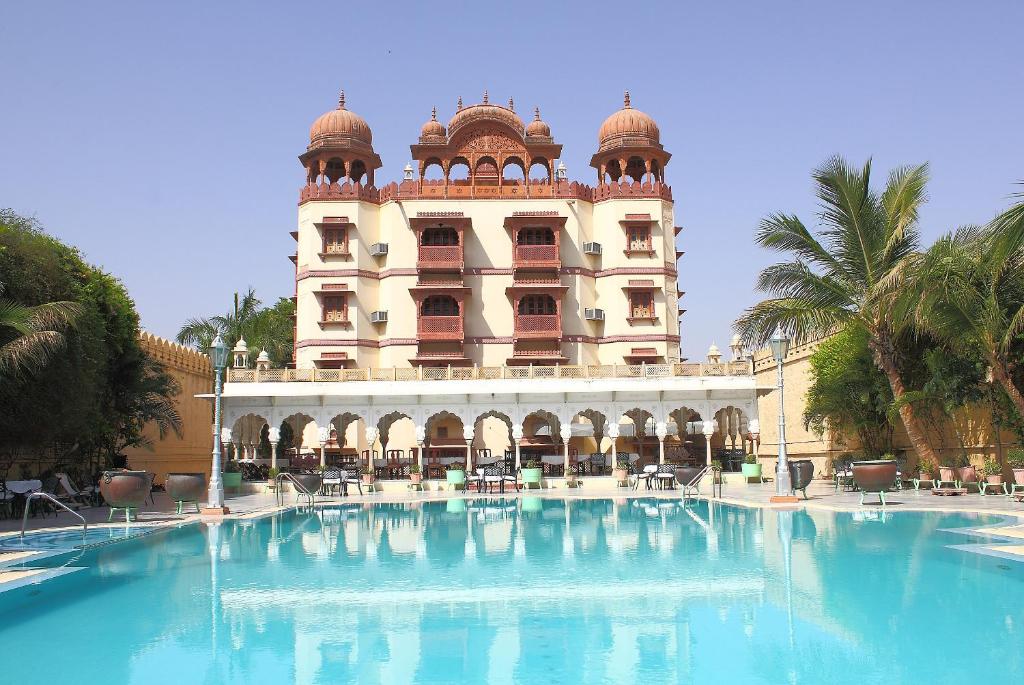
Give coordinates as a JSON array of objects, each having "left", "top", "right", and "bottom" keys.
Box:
[
  {"left": 177, "top": 290, "right": 294, "bottom": 367},
  {"left": 804, "top": 326, "right": 894, "bottom": 456},
  {"left": 909, "top": 193, "right": 1024, "bottom": 421},
  {"left": 735, "top": 157, "right": 939, "bottom": 463},
  {"left": 0, "top": 209, "right": 180, "bottom": 474}
]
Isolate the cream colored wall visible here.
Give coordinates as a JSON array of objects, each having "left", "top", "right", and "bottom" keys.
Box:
[
  {"left": 295, "top": 195, "right": 678, "bottom": 368},
  {"left": 124, "top": 333, "right": 213, "bottom": 484}
]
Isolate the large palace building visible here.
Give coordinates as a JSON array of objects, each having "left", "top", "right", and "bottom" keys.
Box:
[{"left": 220, "top": 90, "right": 762, "bottom": 483}]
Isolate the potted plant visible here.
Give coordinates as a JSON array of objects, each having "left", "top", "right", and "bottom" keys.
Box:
[
  {"left": 564, "top": 463, "right": 579, "bottom": 488},
  {"left": 612, "top": 459, "right": 629, "bottom": 485},
  {"left": 360, "top": 465, "right": 375, "bottom": 485},
  {"left": 445, "top": 462, "right": 466, "bottom": 489},
  {"left": 982, "top": 457, "right": 1003, "bottom": 485},
  {"left": 1009, "top": 449, "right": 1024, "bottom": 493},
  {"left": 521, "top": 459, "right": 543, "bottom": 487},
  {"left": 740, "top": 454, "right": 762, "bottom": 481},
  {"left": 409, "top": 463, "right": 423, "bottom": 485},
  {"left": 221, "top": 460, "right": 242, "bottom": 491},
  {"left": 916, "top": 457, "right": 935, "bottom": 481}
]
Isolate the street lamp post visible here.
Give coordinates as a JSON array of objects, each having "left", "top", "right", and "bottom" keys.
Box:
[
  {"left": 206, "top": 333, "right": 230, "bottom": 514},
  {"left": 770, "top": 325, "right": 796, "bottom": 502}
]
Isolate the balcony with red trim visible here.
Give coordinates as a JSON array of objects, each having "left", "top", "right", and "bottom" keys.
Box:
[
  {"left": 514, "top": 314, "right": 561, "bottom": 340},
  {"left": 513, "top": 243, "right": 560, "bottom": 271},
  {"left": 417, "top": 244, "right": 464, "bottom": 272},
  {"left": 417, "top": 315, "right": 464, "bottom": 342}
]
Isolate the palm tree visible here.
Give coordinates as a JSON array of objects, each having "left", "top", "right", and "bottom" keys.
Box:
[
  {"left": 176, "top": 288, "right": 263, "bottom": 353},
  {"left": 0, "top": 284, "right": 82, "bottom": 377},
  {"left": 909, "top": 193, "right": 1024, "bottom": 418},
  {"left": 735, "top": 157, "right": 939, "bottom": 463}
]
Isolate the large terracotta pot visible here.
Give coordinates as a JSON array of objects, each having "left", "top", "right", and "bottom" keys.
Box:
[
  {"left": 100, "top": 470, "right": 151, "bottom": 509},
  {"left": 986, "top": 474, "right": 1004, "bottom": 485},
  {"left": 852, "top": 460, "right": 897, "bottom": 493},
  {"left": 789, "top": 460, "right": 815, "bottom": 494},
  {"left": 958, "top": 466, "right": 979, "bottom": 484},
  {"left": 674, "top": 466, "right": 704, "bottom": 488},
  {"left": 165, "top": 473, "right": 205, "bottom": 503},
  {"left": 939, "top": 466, "right": 957, "bottom": 482},
  {"left": 291, "top": 473, "right": 322, "bottom": 494},
  {"left": 1014, "top": 469, "right": 1024, "bottom": 485}
]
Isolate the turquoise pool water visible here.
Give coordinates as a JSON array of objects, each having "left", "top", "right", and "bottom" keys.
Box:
[{"left": 0, "top": 498, "right": 1021, "bottom": 684}]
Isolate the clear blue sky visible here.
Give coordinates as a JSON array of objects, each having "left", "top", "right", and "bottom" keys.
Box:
[{"left": 2, "top": 1, "right": 1020, "bottom": 360}]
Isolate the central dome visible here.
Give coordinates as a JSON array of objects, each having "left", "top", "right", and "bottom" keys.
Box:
[
  {"left": 447, "top": 92, "right": 525, "bottom": 139},
  {"left": 597, "top": 91, "right": 660, "bottom": 151},
  {"left": 309, "top": 91, "right": 373, "bottom": 146}
]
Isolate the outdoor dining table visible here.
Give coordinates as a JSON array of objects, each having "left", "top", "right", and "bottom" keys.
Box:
[{"left": 5, "top": 480, "right": 43, "bottom": 518}]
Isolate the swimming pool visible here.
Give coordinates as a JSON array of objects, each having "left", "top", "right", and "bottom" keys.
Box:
[{"left": 0, "top": 498, "right": 1021, "bottom": 683}]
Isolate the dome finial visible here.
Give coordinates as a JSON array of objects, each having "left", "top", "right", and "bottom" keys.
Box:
[
  {"left": 623, "top": 90, "right": 631, "bottom": 109},
  {"left": 483, "top": 89, "right": 489, "bottom": 104},
  {"left": 508, "top": 96, "right": 514, "bottom": 111},
  {"left": 457, "top": 95, "right": 463, "bottom": 111},
  {"left": 338, "top": 89, "right": 346, "bottom": 110},
  {"left": 534, "top": 106, "right": 541, "bottom": 120},
  {"left": 431, "top": 106, "right": 437, "bottom": 121}
]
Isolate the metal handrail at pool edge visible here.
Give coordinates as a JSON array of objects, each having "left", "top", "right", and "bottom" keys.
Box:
[
  {"left": 275, "top": 472, "right": 315, "bottom": 508},
  {"left": 21, "top": 492, "right": 88, "bottom": 539}
]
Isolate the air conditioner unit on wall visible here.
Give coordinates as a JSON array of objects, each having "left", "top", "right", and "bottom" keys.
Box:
[
  {"left": 582, "top": 241, "right": 602, "bottom": 255},
  {"left": 371, "top": 311, "right": 388, "bottom": 323},
  {"left": 584, "top": 308, "right": 605, "bottom": 321},
  {"left": 369, "top": 243, "right": 388, "bottom": 256}
]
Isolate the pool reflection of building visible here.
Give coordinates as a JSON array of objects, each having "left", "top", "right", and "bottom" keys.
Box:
[{"left": 218, "top": 90, "right": 763, "bottom": 479}]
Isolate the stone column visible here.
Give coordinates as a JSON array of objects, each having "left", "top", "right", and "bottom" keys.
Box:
[
  {"left": 415, "top": 425, "right": 426, "bottom": 470},
  {"left": 512, "top": 423, "right": 524, "bottom": 469},
  {"left": 560, "top": 425, "right": 573, "bottom": 473},
  {"left": 702, "top": 420, "right": 716, "bottom": 466},
  {"left": 656, "top": 421, "right": 668, "bottom": 464},
  {"left": 607, "top": 422, "right": 620, "bottom": 468},
  {"left": 364, "top": 426, "right": 378, "bottom": 472},
  {"left": 268, "top": 426, "right": 280, "bottom": 470},
  {"left": 317, "top": 426, "right": 330, "bottom": 468},
  {"left": 463, "top": 425, "right": 475, "bottom": 472}
]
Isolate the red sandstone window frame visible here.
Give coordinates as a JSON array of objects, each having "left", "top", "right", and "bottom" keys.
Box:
[
  {"left": 321, "top": 227, "right": 350, "bottom": 256},
  {"left": 627, "top": 291, "right": 656, "bottom": 321},
  {"left": 624, "top": 223, "right": 654, "bottom": 256},
  {"left": 321, "top": 295, "right": 349, "bottom": 323}
]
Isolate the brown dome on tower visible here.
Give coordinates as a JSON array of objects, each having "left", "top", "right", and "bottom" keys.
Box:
[
  {"left": 309, "top": 90, "right": 373, "bottom": 147},
  {"left": 419, "top": 107, "right": 446, "bottom": 143},
  {"left": 301, "top": 89, "right": 382, "bottom": 187},
  {"left": 525, "top": 107, "right": 552, "bottom": 140},
  {"left": 590, "top": 91, "right": 670, "bottom": 185},
  {"left": 597, "top": 91, "right": 660, "bottom": 152},
  {"left": 447, "top": 91, "right": 525, "bottom": 139}
]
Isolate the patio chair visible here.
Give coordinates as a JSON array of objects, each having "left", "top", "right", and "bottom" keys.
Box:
[
  {"left": 0, "top": 480, "right": 12, "bottom": 519},
  {"left": 633, "top": 464, "right": 658, "bottom": 490},
  {"left": 834, "top": 460, "right": 854, "bottom": 492},
  {"left": 321, "top": 467, "right": 342, "bottom": 496},
  {"left": 339, "top": 469, "right": 362, "bottom": 496},
  {"left": 654, "top": 463, "right": 677, "bottom": 489},
  {"left": 482, "top": 465, "right": 509, "bottom": 493},
  {"left": 55, "top": 472, "right": 96, "bottom": 507},
  {"left": 589, "top": 452, "right": 607, "bottom": 475},
  {"left": 467, "top": 468, "right": 486, "bottom": 493}
]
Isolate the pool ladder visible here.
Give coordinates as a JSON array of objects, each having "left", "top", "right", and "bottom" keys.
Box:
[
  {"left": 274, "top": 473, "right": 316, "bottom": 508},
  {"left": 682, "top": 466, "right": 714, "bottom": 499},
  {"left": 21, "top": 492, "right": 88, "bottom": 539}
]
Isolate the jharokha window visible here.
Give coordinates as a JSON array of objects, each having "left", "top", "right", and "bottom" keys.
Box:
[
  {"left": 518, "top": 294, "right": 557, "bottom": 315},
  {"left": 517, "top": 227, "right": 555, "bottom": 245},
  {"left": 323, "top": 227, "right": 349, "bottom": 255},
  {"left": 629, "top": 291, "right": 655, "bottom": 320},
  {"left": 421, "top": 227, "right": 459, "bottom": 246},
  {"left": 421, "top": 295, "right": 459, "bottom": 316},
  {"left": 322, "top": 295, "right": 348, "bottom": 322},
  {"left": 626, "top": 224, "right": 652, "bottom": 254}
]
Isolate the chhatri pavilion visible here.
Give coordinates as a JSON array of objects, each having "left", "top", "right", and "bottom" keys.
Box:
[{"left": 219, "top": 90, "right": 763, "bottom": 483}]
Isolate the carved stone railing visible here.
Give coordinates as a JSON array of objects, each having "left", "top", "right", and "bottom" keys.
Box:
[{"left": 227, "top": 360, "right": 752, "bottom": 383}]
